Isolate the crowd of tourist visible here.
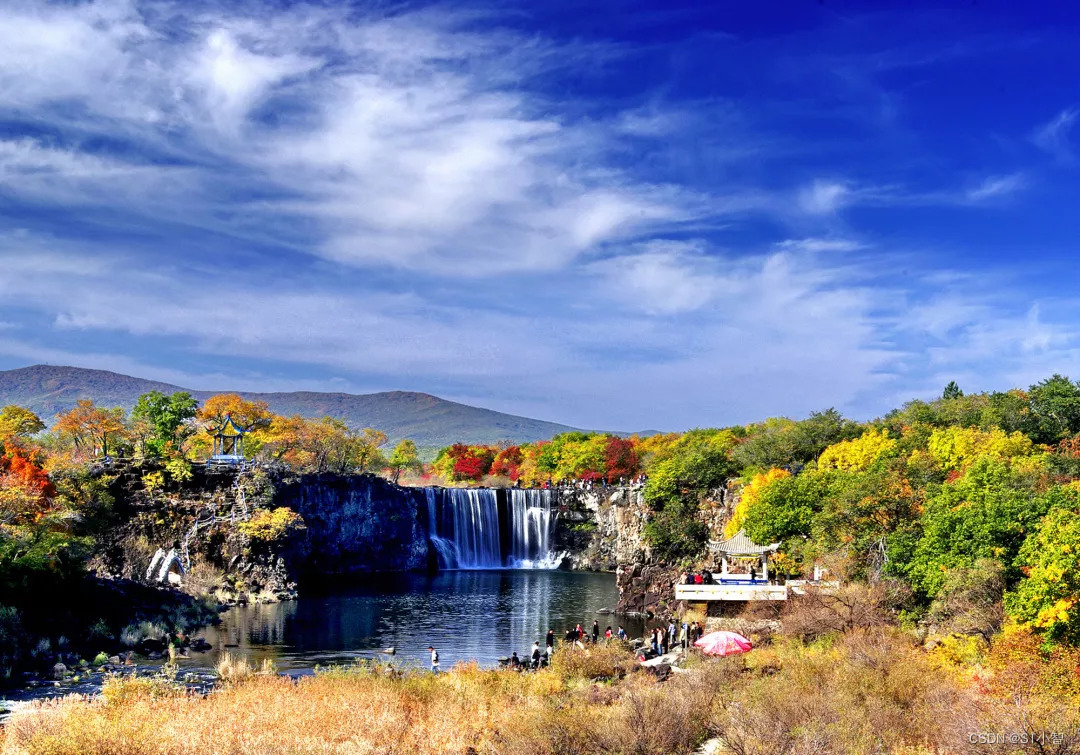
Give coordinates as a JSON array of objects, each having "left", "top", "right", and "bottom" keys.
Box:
[
  {"left": 523, "top": 473, "right": 650, "bottom": 491},
  {"left": 488, "top": 612, "right": 704, "bottom": 673}
]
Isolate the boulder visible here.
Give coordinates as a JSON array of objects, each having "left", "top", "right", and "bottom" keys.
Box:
[{"left": 51, "top": 663, "right": 68, "bottom": 680}]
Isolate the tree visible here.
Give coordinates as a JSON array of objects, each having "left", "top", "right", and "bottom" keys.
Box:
[
  {"left": 603, "top": 436, "right": 639, "bottom": 482},
  {"left": 490, "top": 445, "right": 524, "bottom": 480},
  {"left": 903, "top": 458, "right": 1064, "bottom": 598},
  {"left": 387, "top": 440, "right": 421, "bottom": 483},
  {"left": 942, "top": 381, "right": 964, "bottom": 400},
  {"left": 1028, "top": 374, "right": 1080, "bottom": 443},
  {"left": 1006, "top": 504, "right": 1080, "bottom": 646},
  {"left": 195, "top": 394, "right": 272, "bottom": 431},
  {"left": 130, "top": 391, "right": 198, "bottom": 457},
  {"left": 0, "top": 406, "right": 44, "bottom": 439},
  {"left": 52, "top": 400, "right": 127, "bottom": 457},
  {"left": 817, "top": 428, "right": 897, "bottom": 471},
  {"left": 260, "top": 416, "right": 386, "bottom": 473},
  {"left": 353, "top": 428, "right": 388, "bottom": 474}
]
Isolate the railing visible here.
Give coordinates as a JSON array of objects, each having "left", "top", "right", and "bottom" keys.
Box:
[
  {"left": 675, "top": 583, "right": 789, "bottom": 601},
  {"left": 181, "top": 474, "right": 252, "bottom": 570}
]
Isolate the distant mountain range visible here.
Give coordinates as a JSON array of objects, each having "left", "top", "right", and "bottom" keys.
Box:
[{"left": 0, "top": 365, "right": 593, "bottom": 448}]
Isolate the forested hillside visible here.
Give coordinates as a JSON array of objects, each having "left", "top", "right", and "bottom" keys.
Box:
[{"left": 0, "top": 365, "right": 587, "bottom": 447}]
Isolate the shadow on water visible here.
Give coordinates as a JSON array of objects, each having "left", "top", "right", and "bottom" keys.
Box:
[{"left": 190, "top": 570, "right": 645, "bottom": 674}]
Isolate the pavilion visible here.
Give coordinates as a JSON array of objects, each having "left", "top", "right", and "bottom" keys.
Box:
[{"left": 209, "top": 413, "right": 247, "bottom": 465}]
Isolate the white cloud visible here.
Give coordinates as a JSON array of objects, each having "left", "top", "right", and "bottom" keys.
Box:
[
  {"left": 965, "top": 173, "right": 1025, "bottom": 202},
  {"left": 1033, "top": 106, "right": 1078, "bottom": 160},
  {"left": 797, "top": 179, "right": 850, "bottom": 214}
]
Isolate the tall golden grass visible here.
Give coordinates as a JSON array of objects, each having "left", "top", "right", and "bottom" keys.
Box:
[{"left": 3, "top": 631, "right": 1079, "bottom": 754}]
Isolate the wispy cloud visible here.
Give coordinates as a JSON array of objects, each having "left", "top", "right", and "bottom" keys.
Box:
[{"left": 1033, "top": 107, "right": 1078, "bottom": 161}]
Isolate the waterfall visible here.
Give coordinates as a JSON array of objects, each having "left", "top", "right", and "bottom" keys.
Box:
[
  {"left": 425, "top": 489, "right": 457, "bottom": 570},
  {"left": 425, "top": 487, "right": 562, "bottom": 570},
  {"left": 508, "top": 489, "right": 564, "bottom": 569},
  {"left": 428, "top": 488, "right": 502, "bottom": 569}
]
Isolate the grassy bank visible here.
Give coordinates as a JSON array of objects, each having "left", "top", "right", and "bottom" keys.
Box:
[{"left": 4, "top": 629, "right": 1079, "bottom": 755}]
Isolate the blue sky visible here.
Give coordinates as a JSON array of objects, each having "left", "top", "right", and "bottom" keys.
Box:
[{"left": 1, "top": 0, "right": 1079, "bottom": 432}]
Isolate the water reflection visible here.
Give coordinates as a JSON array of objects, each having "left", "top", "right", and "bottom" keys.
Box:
[{"left": 191, "top": 571, "right": 642, "bottom": 673}]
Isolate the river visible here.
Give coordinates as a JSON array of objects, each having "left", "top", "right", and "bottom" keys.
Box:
[{"left": 190, "top": 570, "right": 643, "bottom": 672}]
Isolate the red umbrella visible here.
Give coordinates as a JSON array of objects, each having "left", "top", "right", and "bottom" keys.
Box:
[{"left": 694, "top": 630, "right": 753, "bottom": 656}]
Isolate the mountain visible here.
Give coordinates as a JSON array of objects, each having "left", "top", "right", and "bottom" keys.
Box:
[{"left": 0, "top": 365, "right": 588, "bottom": 448}]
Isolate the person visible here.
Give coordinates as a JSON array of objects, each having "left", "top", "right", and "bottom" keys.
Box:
[
  {"left": 680, "top": 621, "right": 689, "bottom": 650},
  {"left": 683, "top": 571, "right": 693, "bottom": 585},
  {"left": 565, "top": 627, "right": 576, "bottom": 644},
  {"left": 650, "top": 628, "right": 659, "bottom": 656},
  {"left": 604, "top": 626, "right": 612, "bottom": 640},
  {"left": 531, "top": 641, "right": 542, "bottom": 669},
  {"left": 694, "top": 573, "right": 703, "bottom": 585},
  {"left": 509, "top": 651, "right": 521, "bottom": 669},
  {"left": 749, "top": 564, "right": 757, "bottom": 582},
  {"left": 660, "top": 625, "right": 669, "bottom": 655},
  {"left": 575, "top": 623, "right": 584, "bottom": 642},
  {"left": 546, "top": 628, "right": 555, "bottom": 651},
  {"left": 429, "top": 646, "right": 440, "bottom": 674},
  {"left": 668, "top": 619, "right": 676, "bottom": 649},
  {"left": 617, "top": 625, "right": 627, "bottom": 641},
  {"left": 592, "top": 620, "right": 600, "bottom": 644},
  {"left": 702, "top": 570, "right": 713, "bottom": 584}
]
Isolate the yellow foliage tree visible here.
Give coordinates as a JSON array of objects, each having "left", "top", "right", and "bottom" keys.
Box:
[
  {"left": 725, "top": 468, "right": 790, "bottom": 537},
  {"left": 926, "top": 427, "right": 1034, "bottom": 471},
  {"left": 818, "top": 428, "right": 896, "bottom": 471}
]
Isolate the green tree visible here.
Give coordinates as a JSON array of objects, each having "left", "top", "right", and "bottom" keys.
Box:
[
  {"left": 1005, "top": 505, "right": 1080, "bottom": 646},
  {"left": 387, "top": 439, "right": 421, "bottom": 483},
  {"left": 1028, "top": 374, "right": 1080, "bottom": 443},
  {"left": 131, "top": 391, "right": 198, "bottom": 457},
  {"left": 902, "top": 458, "right": 1064, "bottom": 598},
  {"left": 942, "top": 381, "right": 964, "bottom": 400}
]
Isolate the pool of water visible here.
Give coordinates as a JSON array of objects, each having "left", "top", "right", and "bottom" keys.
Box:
[{"left": 187, "top": 570, "right": 644, "bottom": 673}]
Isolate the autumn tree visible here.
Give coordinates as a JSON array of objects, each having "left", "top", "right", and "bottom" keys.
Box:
[
  {"left": 0, "top": 406, "right": 45, "bottom": 439},
  {"left": 490, "top": 445, "right": 524, "bottom": 480},
  {"left": 195, "top": 394, "right": 273, "bottom": 430},
  {"left": 0, "top": 443, "right": 56, "bottom": 525},
  {"left": 52, "top": 400, "right": 127, "bottom": 458},
  {"left": 353, "top": 428, "right": 388, "bottom": 474},
  {"left": 603, "top": 436, "right": 639, "bottom": 482},
  {"left": 260, "top": 416, "right": 386, "bottom": 473},
  {"left": 387, "top": 439, "right": 421, "bottom": 483}
]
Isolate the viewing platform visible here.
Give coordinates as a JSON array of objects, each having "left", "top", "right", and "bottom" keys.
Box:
[{"left": 676, "top": 581, "right": 789, "bottom": 601}]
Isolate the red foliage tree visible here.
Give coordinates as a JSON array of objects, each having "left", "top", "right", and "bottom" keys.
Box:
[
  {"left": 447, "top": 445, "right": 497, "bottom": 482},
  {"left": 490, "top": 446, "right": 524, "bottom": 480},
  {"left": 603, "top": 436, "right": 640, "bottom": 483},
  {"left": 0, "top": 441, "right": 56, "bottom": 523}
]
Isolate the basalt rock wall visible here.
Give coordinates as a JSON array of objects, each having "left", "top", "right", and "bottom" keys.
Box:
[{"left": 274, "top": 473, "right": 431, "bottom": 576}]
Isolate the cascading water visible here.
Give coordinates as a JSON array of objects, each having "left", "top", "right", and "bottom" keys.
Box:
[
  {"left": 426, "top": 488, "right": 562, "bottom": 570},
  {"left": 507, "top": 489, "right": 565, "bottom": 569},
  {"left": 427, "top": 488, "right": 502, "bottom": 569}
]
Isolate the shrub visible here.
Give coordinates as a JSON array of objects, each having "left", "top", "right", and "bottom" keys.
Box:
[
  {"left": 927, "top": 558, "right": 1005, "bottom": 641},
  {"left": 239, "top": 507, "right": 305, "bottom": 542},
  {"left": 781, "top": 581, "right": 910, "bottom": 642},
  {"left": 548, "top": 642, "right": 636, "bottom": 681}
]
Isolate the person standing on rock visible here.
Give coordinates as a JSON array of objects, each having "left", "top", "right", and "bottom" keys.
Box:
[
  {"left": 546, "top": 628, "right": 555, "bottom": 652},
  {"left": 617, "top": 625, "right": 627, "bottom": 641},
  {"left": 660, "top": 625, "right": 669, "bottom": 655},
  {"left": 650, "top": 628, "right": 659, "bottom": 656},
  {"left": 429, "top": 646, "right": 440, "bottom": 674},
  {"left": 680, "top": 621, "right": 689, "bottom": 650},
  {"left": 592, "top": 620, "right": 600, "bottom": 644},
  {"left": 531, "top": 641, "right": 542, "bottom": 669}
]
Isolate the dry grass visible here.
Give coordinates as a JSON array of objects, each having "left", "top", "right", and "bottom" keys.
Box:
[
  {"left": 5, "top": 630, "right": 1080, "bottom": 755},
  {"left": 1, "top": 646, "right": 715, "bottom": 755}
]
